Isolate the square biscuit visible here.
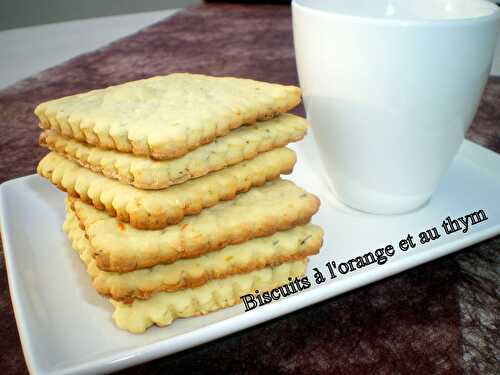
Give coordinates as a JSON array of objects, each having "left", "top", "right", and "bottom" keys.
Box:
[
  {"left": 70, "top": 179, "right": 320, "bottom": 273},
  {"left": 64, "top": 202, "right": 322, "bottom": 303},
  {"left": 110, "top": 260, "right": 308, "bottom": 333},
  {"left": 38, "top": 147, "right": 296, "bottom": 229},
  {"left": 35, "top": 73, "right": 302, "bottom": 160},
  {"left": 40, "top": 114, "right": 308, "bottom": 190}
]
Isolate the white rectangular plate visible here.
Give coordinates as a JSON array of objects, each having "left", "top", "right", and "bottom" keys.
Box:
[{"left": 1, "top": 136, "right": 500, "bottom": 375}]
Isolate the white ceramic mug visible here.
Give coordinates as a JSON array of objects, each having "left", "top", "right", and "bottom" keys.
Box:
[{"left": 292, "top": 0, "right": 500, "bottom": 214}]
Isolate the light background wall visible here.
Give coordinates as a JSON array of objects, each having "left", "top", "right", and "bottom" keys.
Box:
[{"left": 0, "top": 0, "right": 200, "bottom": 30}]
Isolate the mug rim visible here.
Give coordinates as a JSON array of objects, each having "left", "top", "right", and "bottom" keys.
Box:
[{"left": 292, "top": 0, "right": 500, "bottom": 27}]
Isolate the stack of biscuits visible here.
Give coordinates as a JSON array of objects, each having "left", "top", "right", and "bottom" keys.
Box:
[{"left": 35, "top": 73, "right": 323, "bottom": 333}]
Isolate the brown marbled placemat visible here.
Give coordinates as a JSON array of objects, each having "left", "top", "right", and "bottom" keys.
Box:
[{"left": 0, "top": 4, "right": 498, "bottom": 374}]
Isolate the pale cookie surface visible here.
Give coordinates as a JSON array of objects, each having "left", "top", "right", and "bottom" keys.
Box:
[
  {"left": 35, "top": 73, "right": 302, "bottom": 160},
  {"left": 39, "top": 147, "right": 296, "bottom": 229},
  {"left": 71, "top": 179, "right": 320, "bottom": 272},
  {"left": 40, "top": 114, "right": 308, "bottom": 189},
  {"left": 111, "top": 260, "right": 307, "bottom": 333},
  {"left": 64, "top": 203, "right": 322, "bottom": 303}
]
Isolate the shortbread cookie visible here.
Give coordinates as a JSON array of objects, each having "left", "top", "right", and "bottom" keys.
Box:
[
  {"left": 111, "top": 260, "right": 307, "bottom": 333},
  {"left": 39, "top": 147, "right": 296, "bottom": 229},
  {"left": 40, "top": 114, "right": 308, "bottom": 189},
  {"left": 35, "top": 73, "right": 302, "bottom": 160},
  {"left": 64, "top": 204, "right": 322, "bottom": 303},
  {"left": 70, "top": 179, "right": 320, "bottom": 272}
]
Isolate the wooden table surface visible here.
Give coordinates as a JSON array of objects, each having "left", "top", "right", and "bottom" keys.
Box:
[{"left": 0, "top": 4, "right": 499, "bottom": 374}]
